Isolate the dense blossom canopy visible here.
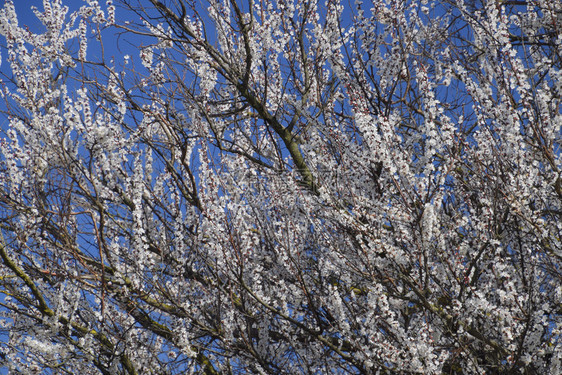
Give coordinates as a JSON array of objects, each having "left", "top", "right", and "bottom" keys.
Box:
[{"left": 0, "top": 0, "right": 561, "bottom": 373}]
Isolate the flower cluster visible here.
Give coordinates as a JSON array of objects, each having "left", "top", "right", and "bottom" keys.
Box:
[{"left": 0, "top": 0, "right": 560, "bottom": 374}]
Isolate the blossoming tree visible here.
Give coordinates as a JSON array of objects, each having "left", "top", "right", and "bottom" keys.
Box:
[{"left": 0, "top": 0, "right": 560, "bottom": 373}]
